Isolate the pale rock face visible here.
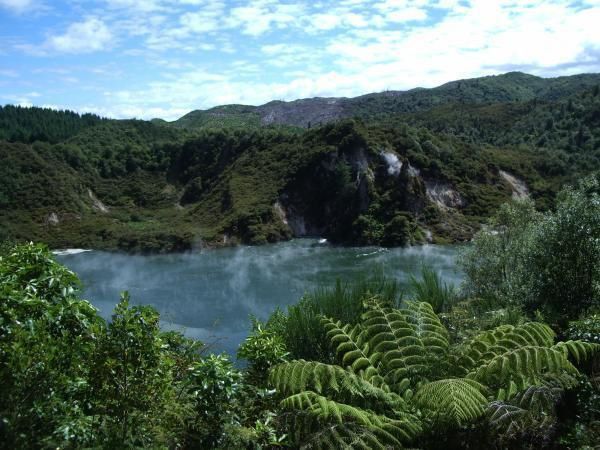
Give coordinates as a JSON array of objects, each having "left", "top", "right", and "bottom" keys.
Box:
[
  {"left": 499, "top": 170, "right": 529, "bottom": 199},
  {"left": 424, "top": 229, "right": 433, "bottom": 242},
  {"left": 407, "top": 164, "right": 420, "bottom": 177},
  {"left": 425, "top": 181, "right": 465, "bottom": 209},
  {"left": 381, "top": 151, "right": 402, "bottom": 176},
  {"left": 275, "top": 200, "right": 308, "bottom": 236},
  {"left": 46, "top": 212, "right": 60, "bottom": 226},
  {"left": 88, "top": 189, "right": 109, "bottom": 213},
  {"left": 273, "top": 201, "right": 288, "bottom": 226}
]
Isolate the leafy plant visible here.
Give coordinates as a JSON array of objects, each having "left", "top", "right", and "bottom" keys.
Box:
[
  {"left": 185, "top": 354, "right": 242, "bottom": 448},
  {"left": 238, "top": 318, "right": 289, "bottom": 385},
  {"left": 460, "top": 174, "right": 600, "bottom": 325},
  {"left": 275, "top": 274, "right": 403, "bottom": 363},
  {"left": 269, "top": 298, "right": 599, "bottom": 448}
]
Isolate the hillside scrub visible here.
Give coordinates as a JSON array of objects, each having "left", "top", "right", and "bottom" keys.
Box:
[{"left": 1, "top": 74, "right": 600, "bottom": 252}]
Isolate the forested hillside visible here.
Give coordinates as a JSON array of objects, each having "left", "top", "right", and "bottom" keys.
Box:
[{"left": 1, "top": 72, "right": 599, "bottom": 251}]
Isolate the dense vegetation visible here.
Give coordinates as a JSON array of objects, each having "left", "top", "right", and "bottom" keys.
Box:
[
  {"left": 0, "top": 105, "right": 107, "bottom": 144},
  {"left": 1, "top": 176, "right": 599, "bottom": 448},
  {"left": 1, "top": 72, "right": 600, "bottom": 251}
]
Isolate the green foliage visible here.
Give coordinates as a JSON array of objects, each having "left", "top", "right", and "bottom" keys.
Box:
[
  {"left": 91, "top": 293, "right": 176, "bottom": 447},
  {"left": 186, "top": 354, "right": 242, "bottom": 448},
  {"left": 238, "top": 319, "right": 289, "bottom": 385},
  {"left": 269, "top": 298, "right": 599, "bottom": 448},
  {"left": 409, "top": 265, "right": 457, "bottom": 313},
  {"left": 0, "top": 243, "right": 102, "bottom": 448},
  {"left": 3, "top": 73, "right": 600, "bottom": 251},
  {"left": 557, "top": 376, "right": 600, "bottom": 449},
  {"left": 275, "top": 274, "right": 403, "bottom": 363},
  {"left": 522, "top": 174, "right": 600, "bottom": 322},
  {"left": 0, "top": 105, "right": 106, "bottom": 144},
  {"left": 1, "top": 242, "right": 277, "bottom": 449},
  {"left": 414, "top": 379, "right": 488, "bottom": 428},
  {"left": 459, "top": 198, "right": 541, "bottom": 304},
  {"left": 460, "top": 174, "right": 600, "bottom": 324},
  {"left": 487, "top": 383, "right": 564, "bottom": 447},
  {"left": 567, "top": 314, "right": 600, "bottom": 344}
]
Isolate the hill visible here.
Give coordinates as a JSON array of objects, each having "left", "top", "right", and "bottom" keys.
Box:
[
  {"left": 1, "top": 71, "right": 599, "bottom": 251},
  {"left": 170, "top": 72, "right": 600, "bottom": 129}
]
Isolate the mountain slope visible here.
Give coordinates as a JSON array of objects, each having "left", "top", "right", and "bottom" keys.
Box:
[
  {"left": 170, "top": 72, "right": 600, "bottom": 129},
  {"left": 1, "top": 71, "right": 599, "bottom": 251}
]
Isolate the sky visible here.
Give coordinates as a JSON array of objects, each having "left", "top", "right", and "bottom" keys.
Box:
[{"left": 0, "top": 0, "right": 599, "bottom": 121}]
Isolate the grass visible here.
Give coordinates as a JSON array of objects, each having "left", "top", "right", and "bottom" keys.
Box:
[
  {"left": 278, "top": 272, "right": 404, "bottom": 362},
  {"left": 409, "top": 266, "right": 457, "bottom": 313}
]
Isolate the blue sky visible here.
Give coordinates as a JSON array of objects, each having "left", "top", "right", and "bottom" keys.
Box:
[{"left": 1, "top": 0, "right": 599, "bottom": 120}]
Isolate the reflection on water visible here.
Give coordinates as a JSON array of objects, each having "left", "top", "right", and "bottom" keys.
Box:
[{"left": 56, "top": 239, "right": 462, "bottom": 355}]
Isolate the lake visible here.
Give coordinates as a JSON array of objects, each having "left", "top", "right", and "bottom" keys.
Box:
[{"left": 56, "top": 239, "right": 462, "bottom": 355}]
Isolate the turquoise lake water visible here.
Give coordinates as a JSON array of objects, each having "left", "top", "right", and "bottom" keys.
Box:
[{"left": 56, "top": 239, "right": 462, "bottom": 355}]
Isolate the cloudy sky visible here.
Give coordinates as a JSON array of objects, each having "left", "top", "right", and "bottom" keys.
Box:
[{"left": 0, "top": 0, "right": 599, "bottom": 120}]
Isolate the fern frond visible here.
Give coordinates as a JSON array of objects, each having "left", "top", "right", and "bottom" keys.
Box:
[
  {"left": 468, "top": 346, "right": 577, "bottom": 400},
  {"left": 487, "top": 383, "right": 561, "bottom": 444},
  {"left": 300, "top": 423, "right": 386, "bottom": 450},
  {"left": 551, "top": 340, "right": 600, "bottom": 365},
  {"left": 281, "top": 391, "right": 421, "bottom": 447},
  {"left": 457, "top": 323, "right": 556, "bottom": 375},
  {"left": 322, "top": 317, "right": 381, "bottom": 382},
  {"left": 269, "top": 360, "right": 405, "bottom": 413},
  {"left": 414, "top": 378, "right": 488, "bottom": 428},
  {"left": 361, "top": 300, "right": 430, "bottom": 390},
  {"left": 403, "top": 301, "right": 449, "bottom": 355}
]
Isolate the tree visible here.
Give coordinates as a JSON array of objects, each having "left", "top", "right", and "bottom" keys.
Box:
[
  {"left": 522, "top": 174, "right": 600, "bottom": 323},
  {"left": 459, "top": 198, "right": 541, "bottom": 305},
  {"left": 91, "top": 293, "right": 176, "bottom": 447},
  {"left": 460, "top": 174, "right": 600, "bottom": 326}
]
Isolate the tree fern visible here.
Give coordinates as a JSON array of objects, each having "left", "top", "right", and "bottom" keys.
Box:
[
  {"left": 299, "top": 423, "right": 387, "bottom": 450},
  {"left": 361, "top": 300, "right": 431, "bottom": 390},
  {"left": 455, "top": 322, "right": 556, "bottom": 375},
  {"left": 321, "top": 317, "right": 382, "bottom": 385},
  {"left": 487, "top": 381, "right": 567, "bottom": 445},
  {"left": 270, "top": 299, "right": 598, "bottom": 448},
  {"left": 414, "top": 378, "right": 488, "bottom": 428},
  {"left": 551, "top": 340, "right": 600, "bottom": 365}
]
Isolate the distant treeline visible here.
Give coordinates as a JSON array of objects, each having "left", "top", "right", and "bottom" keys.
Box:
[{"left": 0, "top": 105, "right": 107, "bottom": 144}]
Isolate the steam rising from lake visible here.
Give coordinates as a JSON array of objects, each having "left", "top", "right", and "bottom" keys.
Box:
[{"left": 56, "top": 239, "right": 462, "bottom": 355}]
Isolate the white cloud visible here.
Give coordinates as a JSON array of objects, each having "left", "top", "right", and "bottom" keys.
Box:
[
  {"left": 325, "top": 0, "right": 600, "bottom": 92},
  {"left": 1, "top": 91, "right": 41, "bottom": 106},
  {"left": 227, "top": 2, "right": 305, "bottom": 36},
  {"left": 46, "top": 18, "right": 113, "bottom": 53},
  {"left": 0, "top": 0, "right": 34, "bottom": 13},
  {"left": 102, "top": 0, "right": 164, "bottom": 12},
  {"left": 4, "top": 0, "right": 600, "bottom": 119},
  {"left": 179, "top": 8, "right": 222, "bottom": 33}
]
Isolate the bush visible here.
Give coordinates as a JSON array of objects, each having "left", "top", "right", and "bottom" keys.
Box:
[
  {"left": 186, "top": 354, "right": 243, "bottom": 448},
  {"left": 238, "top": 318, "right": 289, "bottom": 385},
  {"left": 460, "top": 174, "right": 600, "bottom": 326}
]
